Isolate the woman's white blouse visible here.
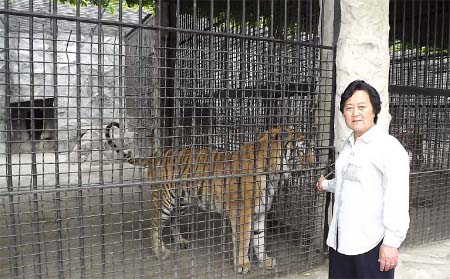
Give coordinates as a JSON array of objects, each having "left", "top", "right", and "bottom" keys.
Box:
[{"left": 322, "top": 125, "right": 410, "bottom": 255}]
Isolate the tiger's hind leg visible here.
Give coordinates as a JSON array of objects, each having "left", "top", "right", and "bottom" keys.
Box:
[
  {"left": 151, "top": 219, "right": 172, "bottom": 259},
  {"left": 152, "top": 188, "right": 191, "bottom": 259},
  {"left": 252, "top": 212, "right": 276, "bottom": 270},
  {"left": 229, "top": 203, "right": 253, "bottom": 274},
  {"left": 151, "top": 190, "right": 172, "bottom": 259},
  {"left": 170, "top": 212, "right": 189, "bottom": 250}
]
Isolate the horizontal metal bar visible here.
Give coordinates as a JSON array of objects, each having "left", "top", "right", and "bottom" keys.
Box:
[
  {"left": 211, "top": 84, "right": 333, "bottom": 98},
  {"left": 410, "top": 168, "right": 450, "bottom": 176},
  {"left": 389, "top": 85, "right": 450, "bottom": 97},
  {"left": 0, "top": 165, "right": 329, "bottom": 197},
  {"left": 0, "top": 8, "right": 334, "bottom": 50}
]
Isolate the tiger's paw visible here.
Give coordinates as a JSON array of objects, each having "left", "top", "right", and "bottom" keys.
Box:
[
  {"left": 174, "top": 234, "right": 189, "bottom": 250},
  {"left": 259, "top": 257, "right": 277, "bottom": 270},
  {"left": 236, "top": 262, "right": 252, "bottom": 274},
  {"left": 153, "top": 246, "right": 171, "bottom": 260},
  {"left": 178, "top": 238, "right": 189, "bottom": 250}
]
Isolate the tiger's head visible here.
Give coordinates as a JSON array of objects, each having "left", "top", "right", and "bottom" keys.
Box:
[
  {"left": 282, "top": 127, "right": 315, "bottom": 171},
  {"left": 260, "top": 126, "right": 315, "bottom": 172}
]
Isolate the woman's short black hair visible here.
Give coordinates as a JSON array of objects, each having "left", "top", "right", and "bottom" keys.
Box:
[{"left": 339, "top": 80, "right": 382, "bottom": 124}]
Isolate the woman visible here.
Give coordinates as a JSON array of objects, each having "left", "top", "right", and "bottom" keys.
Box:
[{"left": 317, "top": 80, "right": 410, "bottom": 278}]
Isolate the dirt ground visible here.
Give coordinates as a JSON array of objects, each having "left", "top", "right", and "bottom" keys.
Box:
[
  {"left": 0, "top": 153, "right": 324, "bottom": 278},
  {"left": 295, "top": 239, "right": 450, "bottom": 279},
  {"left": 1, "top": 153, "right": 449, "bottom": 278}
]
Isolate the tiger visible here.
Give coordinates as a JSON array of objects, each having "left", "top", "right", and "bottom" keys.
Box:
[{"left": 105, "top": 122, "right": 314, "bottom": 274}]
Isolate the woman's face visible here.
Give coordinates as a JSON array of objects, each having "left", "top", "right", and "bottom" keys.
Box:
[{"left": 343, "top": 90, "right": 375, "bottom": 139}]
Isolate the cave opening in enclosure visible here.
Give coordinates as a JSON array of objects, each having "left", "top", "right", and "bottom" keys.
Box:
[{"left": 10, "top": 98, "right": 56, "bottom": 153}]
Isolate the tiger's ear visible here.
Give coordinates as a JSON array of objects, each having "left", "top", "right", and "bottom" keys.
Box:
[
  {"left": 269, "top": 128, "right": 280, "bottom": 141},
  {"left": 258, "top": 128, "right": 279, "bottom": 142},
  {"left": 280, "top": 126, "right": 296, "bottom": 141}
]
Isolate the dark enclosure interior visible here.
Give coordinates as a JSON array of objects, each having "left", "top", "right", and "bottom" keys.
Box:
[{"left": 389, "top": 0, "right": 450, "bottom": 247}]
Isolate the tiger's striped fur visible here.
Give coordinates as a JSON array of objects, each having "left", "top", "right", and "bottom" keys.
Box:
[{"left": 105, "top": 122, "right": 314, "bottom": 274}]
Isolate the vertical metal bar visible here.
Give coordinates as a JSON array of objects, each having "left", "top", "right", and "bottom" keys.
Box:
[
  {"left": 400, "top": 0, "right": 406, "bottom": 85},
  {"left": 416, "top": 0, "right": 422, "bottom": 87},
  {"left": 235, "top": 0, "right": 245, "bottom": 274},
  {"left": 155, "top": 1, "right": 163, "bottom": 276},
  {"left": 309, "top": 0, "right": 313, "bottom": 42},
  {"left": 238, "top": 0, "right": 246, "bottom": 148},
  {"left": 392, "top": 0, "right": 397, "bottom": 84},
  {"left": 179, "top": 9, "right": 186, "bottom": 279},
  {"left": 3, "top": 0, "right": 19, "bottom": 276},
  {"left": 432, "top": 0, "right": 438, "bottom": 88},
  {"left": 96, "top": 1, "right": 106, "bottom": 277},
  {"left": 408, "top": 0, "right": 415, "bottom": 85},
  {"left": 324, "top": 43, "right": 337, "bottom": 258},
  {"left": 39, "top": 25, "right": 50, "bottom": 278},
  {"left": 116, "top": 27, "right": 124, "bottom": 184},
  {"left": 171, "top": 0, "right": 181, "bottom": 277},
  {"left": 88, "top": 19, "right": 96, "bottom": 278},
  {"left": 282, "top": 0, "right": 288, "bottom": 127},
  {"left": 220, "top": 1, "right": 231, "bottom": 276},
  {"left": 256, "top": 0, "right": 262, "bottom": 129},
  {"left": 62, "top": 29, "right": 74, "bottom": 278},
  {"left": 117, "top": 0, "right": 126, "bottom": 276},
  {"left": 27, "top": 0, "right": 43, "bottom": 277},
  {"left": 297, "top": 0, "right": 302, "bottom": 42},
  {"left": 189, "top": 0, "right": 205, "bottom": 278},
  {"left": 438, "top": 0, "right": 445, "bottom": 89},
  {"left": 266, "top": 0, "right": 274, "bottom": 129},
  {"left": 424, "top": 0, "right": 431, "bottom": 87},
  {"left": 15, "top": 24, "right": 24, "bottom": 190},
  {"left": 28, "top": 1, "right": 38, "bottom": 191},
  {"left": 307, "top": 0, "right": 315, "bottom": 131},
  {"left": 447, "top": 1, "right": 450, "bottom": 89},
  {"left": 206, "top": 0, "right": 215, "bottom": 276},
  {"left": 160, "top": 0, "right": 172, "bottom": 148},
  {"left": 283, "top": 0, "right": 291, "bottom": 259},
  {"left": 188, "top": 0, "right": 206, "bottom": 276},
  {"left": 75, "top": 0, "right": 86, "bottom": 277},
  {"left": 50, "top": 0, "right": 64, "bottom": 279},
  {"left": 137, "top": 1, "right": 145, "bottom": 277},
  {"left": 427, "top": 0, "right": 442, "bottom": 175}
]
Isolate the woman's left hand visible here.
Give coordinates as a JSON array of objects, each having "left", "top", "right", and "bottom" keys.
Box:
[
  {"left": 316, "top": 175, "right": 325, "bottom": 192},
  {"left": 378, "top": 244, "right": 399, "bottom": 271}
]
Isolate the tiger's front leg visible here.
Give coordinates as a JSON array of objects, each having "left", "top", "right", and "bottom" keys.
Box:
[{"left": 253, "top": 212, "right": 276, "bottom": 270}]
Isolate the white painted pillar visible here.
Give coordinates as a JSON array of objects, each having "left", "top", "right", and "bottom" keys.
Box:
[{"left": 335, "top": 0, "right": 391, "bottom": 152}]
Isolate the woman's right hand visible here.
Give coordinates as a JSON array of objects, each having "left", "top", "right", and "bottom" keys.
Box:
[{"left": 316, "top": 175, "right": 325, "bottom": 192}]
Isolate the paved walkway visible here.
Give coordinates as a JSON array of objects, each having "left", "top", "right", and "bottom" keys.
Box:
[{"left": 298, "top": 239, "right": 450, "bottom": 279}]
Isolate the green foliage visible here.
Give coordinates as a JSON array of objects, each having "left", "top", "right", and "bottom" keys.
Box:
[
  {"left": 390, "top": 40, "right": 449, "bottom": 56},
  {"left": 58, "top": 0, "right": 154, "bottom": 14},
  {"left": 177, "top": 0, "right": 316, "bottom": 38},
  {"left": 57, "top": 0, "right": 317, "bottom": 39}
]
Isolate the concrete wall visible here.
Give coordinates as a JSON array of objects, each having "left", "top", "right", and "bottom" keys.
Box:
[{"left": 0, "top": 26, "right": 125, "bottom": 153}]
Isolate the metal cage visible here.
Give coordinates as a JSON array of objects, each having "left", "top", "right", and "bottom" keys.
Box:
[
  {"left": 0, "top": 0, "right": 335, "bottom": 278},
  {"left": 389, "top": 0, "right": 450, "bottom": 247}
]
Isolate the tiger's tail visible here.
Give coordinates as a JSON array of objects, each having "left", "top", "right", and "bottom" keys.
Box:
[{"left": 105, "top": 122, "right": 147, "bottom": 166}]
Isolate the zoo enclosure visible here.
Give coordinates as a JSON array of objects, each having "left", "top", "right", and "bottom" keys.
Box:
[
  {"left": 2, "top": 0, "right": 449, "bottom": 278},
  {"left": 389, "top": 0, "right": 450, "bottom": 247},
  {"left": 0, "top": 0, "right": 334, "bottom": 278}
]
